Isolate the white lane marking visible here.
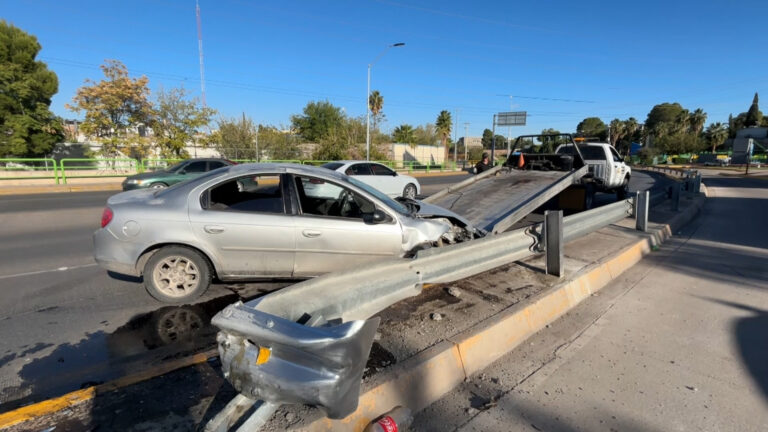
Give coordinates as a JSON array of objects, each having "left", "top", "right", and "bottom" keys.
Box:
[{"left": 0, "top": 263, "right": 99, "bottom": 280}]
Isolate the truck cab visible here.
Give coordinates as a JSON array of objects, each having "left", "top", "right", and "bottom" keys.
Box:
[{"left": 556, "top": 143, "right": 631, "bottom": 199}]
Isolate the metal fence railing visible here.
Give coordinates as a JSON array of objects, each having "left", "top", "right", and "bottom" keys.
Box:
[
  {"left": 59, "top": 158, "right": 141, "bottom": 183},
  {"left": 0, "top": 158, "right": 60, "bottom": 184}
]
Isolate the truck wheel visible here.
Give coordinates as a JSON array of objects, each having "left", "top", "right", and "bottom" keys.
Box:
[
  {"left": 584, "top": 183, "right": 595, "bottom": 210},
  {"left": 144, "top": 246, "right": 212, "bottom": 304},
  {"left": 616, "top": 176, "right": 629, "bottom": 200}
]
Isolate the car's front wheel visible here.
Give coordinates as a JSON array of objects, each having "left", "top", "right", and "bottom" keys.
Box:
[
  {"left": 144, "top": 246, "right": 212, "bottom": 304},
  {"left": 149, "top": 182, "right": 168, "bottom": 189},
  {"left": 616, "top": 176, "right": 630, "bottom": 200},
  {"left": 403, "top": 183, "right": 417, "bottom": 199}
]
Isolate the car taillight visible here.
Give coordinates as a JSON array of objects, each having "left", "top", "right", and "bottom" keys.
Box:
[{"left": 101, "top": 207, "right": 114, "bottom": 228}]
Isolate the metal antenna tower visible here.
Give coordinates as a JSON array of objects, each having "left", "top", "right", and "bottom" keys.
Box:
[{"left": 196, "top": 0, "right": 207, "bottom": 107}]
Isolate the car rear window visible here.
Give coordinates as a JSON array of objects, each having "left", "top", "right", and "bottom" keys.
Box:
[
  {"left": 580, "top": 146, "right": 607, "bottom": 160},
  {"left": 321, "top": 162, "right": 344, "bottom": 171}
]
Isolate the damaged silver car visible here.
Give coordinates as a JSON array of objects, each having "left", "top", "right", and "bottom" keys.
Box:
[{"left": 94, "top": 163, "right": 480, "bottom": 303}]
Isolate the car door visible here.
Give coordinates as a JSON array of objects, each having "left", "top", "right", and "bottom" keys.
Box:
[
  {"left": 344, "top": 163, "right": 382, "bottom": 192},
  {"left": 188, "top": 173, "right": 295, "bottom": 278},
  {"left": 290, "top": 174, "right": 403, "bottom": 277},
  {"left": 369, "top": 163, "right": 400, "bottom": 196},
  {"left": 608, "top": 147, "right": 626, "bottom": 187}
]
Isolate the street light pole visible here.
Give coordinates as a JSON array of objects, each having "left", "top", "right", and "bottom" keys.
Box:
[{"left": 366, "top": 42, "right": 405, "bottom": 161}]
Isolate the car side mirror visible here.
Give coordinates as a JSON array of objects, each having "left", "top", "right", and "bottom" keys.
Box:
[{"left": 364, "top": 209, "right": 391, "bottom": 224}]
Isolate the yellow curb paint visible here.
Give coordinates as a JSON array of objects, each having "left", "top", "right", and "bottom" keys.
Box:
[
  {"left": 0, "top": 349, "right": 217, "bottom": 429},
  {"left": 0, "top": 388, "right": 95, "bottom": 429}
]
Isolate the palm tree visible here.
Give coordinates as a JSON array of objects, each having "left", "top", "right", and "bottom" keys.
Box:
[
  {"left": 705, "top": 122, "right": 728, "bottom": 153},
  {"left": 435, "top": 110, "right": 452, "bottom": 161},
  {"left": 368, "top": 90, "right": 384, "bottom": 131},
  {"left": 393, "top": 124, "right": 416, "bottom": 147},
  {"left": 609, "top": 119, "right": 625, "bottom": 146},
  {"left": 689, "top": 108, "right": 707, "bottom": 135}
]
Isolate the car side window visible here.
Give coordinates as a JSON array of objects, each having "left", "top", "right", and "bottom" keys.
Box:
[
  {"left": 345, "top": 163, "right": 373, "bottom": 176},
  {"left": 185, "top": 161, "right": 208, "bottom": 173},
  {"left": 610, "top": 148, "right": 623, "bottom": 162},
  {"left": 370, "top": 164, "right": 395, "bottom": 176},
  {"left": 204, "top": 174, "right": 284, "bottom": 213},
  {"left": 294, "top": 175, "right": 374, "bottom": 220},
  {"left": 208, "top": 161, "right": 227, "bottom": 170}
]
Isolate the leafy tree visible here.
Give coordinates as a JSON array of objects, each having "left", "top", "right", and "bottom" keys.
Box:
[
  {"left": 435, "top": 110, "right": 452, "bottom": 160},
  {"left": 745, "top": 92, "right": 763, "bottom": 127},
  {"left": 655, "top": 132, "right": 705, "bottom": 155},
  {"left": 609, "top": 119, "right": 625, "bottom": 146},
  {"left": 152, "top": 87, "right": 216, "bottom": 158},
  {"left": 705, "top": 123, "right": 728, "bottom": 153},
  {"left": 493, "top": 135, "right": 507, "bottom": 149},
  {"left": 290, "top": 100, "right": 345, "bottom": 142},
  {"left": 413, "top": 123, "right": 438, "bottom": 146},
  {"left": 393, "top": 124, "right": 415, "bottom": 146},
  {"left": 258, "top": 125, "right": 301, "bottom": 160},
  {"left": 0, "top": 21, "right": 63, "bottom": 157},
  {"left": 210, "top": 115, "right": 258, "bottom": 160},
  {"left": 688, "top": 108, "right": 707, "bottom": 135},
  {"left": 645, "top": 103, "right": 687, "bottom": 138},
  {"left": 368, "top": 90, "right": 384, "bottom": 131},
  {"left": 576, "top": 117, "right": 607, "bottom": 141},
  {"left": 481, "top": 128, "right": 494, "bottom": 148},
  {"left": 67, "top": 60, "right": 153, "bottom": 158}
]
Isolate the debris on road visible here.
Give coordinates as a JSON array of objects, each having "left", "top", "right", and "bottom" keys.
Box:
[
  {"left": 430, "top": 312, "right": 443, "bottom": 321},
  {"left": 447, "top": 286, "right": 462, "bottom": 298}
]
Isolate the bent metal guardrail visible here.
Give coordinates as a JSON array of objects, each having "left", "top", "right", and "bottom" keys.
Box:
[{"left": 205, "top": 195, "right": 647, "bottom": 432}]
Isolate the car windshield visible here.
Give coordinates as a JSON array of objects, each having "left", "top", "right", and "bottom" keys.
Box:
[
  {"left": 321, "top": 162, "right": 344, "bottom": 171},
  {"left": 343, "top": 175, "right": 410, "bottom": 215}
]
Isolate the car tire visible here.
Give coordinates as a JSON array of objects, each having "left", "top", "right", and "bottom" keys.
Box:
[
  {"left": 403, "top": 183, "right": 417, "bottom": 199},
  {"left": 616, "top": 176, "right": 629, "bottom": 200},
  {"left": 149, "top": 182, "right": 168, "bottom": 189},
  {"left": 584, "top": 183, "right": 595, "bottom": 210},
  {"left": 143, "top": 246, "right": 212, "bottom": 304}
]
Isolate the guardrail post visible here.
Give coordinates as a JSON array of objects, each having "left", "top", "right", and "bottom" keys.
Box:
[
  {"left": 635, "top": 190, "right": 649, "bottom": 232},
  {"left": 671, "top": 183, "right": 680, "bottom": 211},
  {"left": 694, "top": 173, "right": 701, "bottom": 194},
  {"left": 544, "top": 210, "right": 563, "bottom": 278}
]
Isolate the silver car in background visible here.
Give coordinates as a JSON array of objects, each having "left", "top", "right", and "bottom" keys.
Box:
[{"left": 94, "top": 163, "right": 478, "bottom": 303}]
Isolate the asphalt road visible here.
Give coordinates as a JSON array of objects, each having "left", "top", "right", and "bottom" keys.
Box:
[{"left": 0, "top": 170, "right": 663, "bottom": 411}]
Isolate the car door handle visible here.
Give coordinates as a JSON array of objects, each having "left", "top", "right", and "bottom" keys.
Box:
[
  {"left": 302, "top": 229, "right": 322, "bottom": 238},
  {"left": 204, "top": 225, "right": 225, "bottom": 234}
]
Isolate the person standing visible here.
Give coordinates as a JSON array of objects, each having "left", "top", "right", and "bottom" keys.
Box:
[{"left": 475, "top": 152, "right": 492, "bottom": 174}]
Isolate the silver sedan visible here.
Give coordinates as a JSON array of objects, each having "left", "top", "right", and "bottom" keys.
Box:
[{"left": 94, "top": 163, "right": 479, "bottom": 303}]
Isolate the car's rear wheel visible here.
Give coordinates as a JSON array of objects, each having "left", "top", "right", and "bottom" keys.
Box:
[
  {"left": 149, "top": 182, "right": 168, "bottom": 189},
  {"left": 144, "top": 246, "right": 211, "bottom": 304},
  {"left": 403, "top": 183, "right": 417, "bottom": 199}
]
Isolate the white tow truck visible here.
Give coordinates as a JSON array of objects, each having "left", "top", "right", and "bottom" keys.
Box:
[{"left": 556, "top": 142, "right": 632, "bottom": 200}]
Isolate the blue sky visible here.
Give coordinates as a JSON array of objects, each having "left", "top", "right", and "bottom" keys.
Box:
[{"left": 3, "top": 0, "right": 767, "bottom": 137}]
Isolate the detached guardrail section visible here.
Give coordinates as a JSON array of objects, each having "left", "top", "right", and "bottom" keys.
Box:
[{"left": 205, "top": 191, "right": 671, "bottom": 431}]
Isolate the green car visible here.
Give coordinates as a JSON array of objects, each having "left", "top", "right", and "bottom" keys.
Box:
[{"left": 122, "top": 158, "right": 235, "bottom": 190}]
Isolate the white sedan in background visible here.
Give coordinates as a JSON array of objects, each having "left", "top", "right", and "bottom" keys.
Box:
[{"left": 321, "top": 161, "right": 421, "bottom": 198}]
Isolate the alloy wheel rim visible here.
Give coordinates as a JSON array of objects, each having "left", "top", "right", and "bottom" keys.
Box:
[{"left": 152, "top": 256, "right": 200, "bottom": 298}]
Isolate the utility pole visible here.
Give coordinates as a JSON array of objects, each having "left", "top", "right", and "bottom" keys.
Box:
[
  {"left": 464, "top": 122, "right": 470, "bottom": 165},
  {"left": 453, "top": 109, "right": 460, "bottom": 168},
  {"left": 196, "top": 0, "right": 206, "bottom": 107}
]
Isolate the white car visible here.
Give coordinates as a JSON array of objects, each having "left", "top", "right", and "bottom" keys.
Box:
[
  {"left": 556, "top": 143, "right": 632, "bottom": 199},
  {"left": 320, "top": 161, "right": 421, "bottom": 198}
]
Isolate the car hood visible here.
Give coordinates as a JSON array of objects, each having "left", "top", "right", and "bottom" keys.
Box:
[{"left": 412, "top": 200, "right": 475, "bottom": 229}]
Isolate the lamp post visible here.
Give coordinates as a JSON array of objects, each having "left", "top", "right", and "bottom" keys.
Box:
[{"left": 367, "top": 42, "right": 405, "bottom": 161}]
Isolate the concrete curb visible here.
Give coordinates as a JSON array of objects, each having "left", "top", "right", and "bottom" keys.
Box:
[{"left": 302, "top": 190, "right": 707, "bottom": 431}]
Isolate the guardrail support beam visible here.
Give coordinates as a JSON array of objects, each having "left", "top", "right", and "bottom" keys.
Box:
[
  {"left": 544, "top": 210, "right": 563, "bottom": 278},
  {"left": 635, "top": 190, "right": 649, "bottom": 232}
]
